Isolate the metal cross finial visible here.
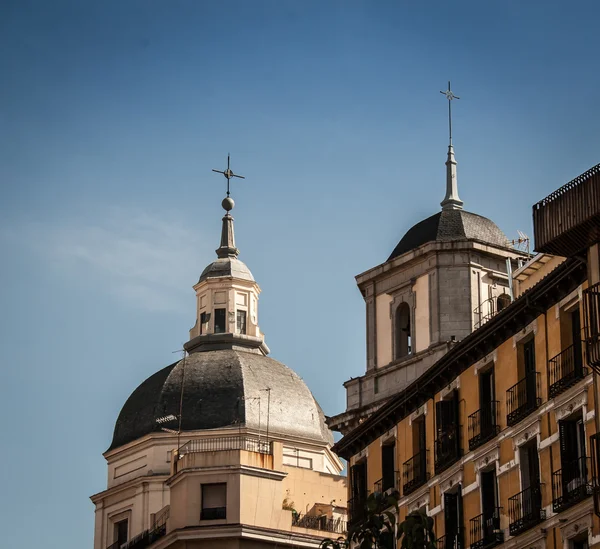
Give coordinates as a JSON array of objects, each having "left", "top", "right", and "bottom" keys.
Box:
[
  {"left": 440, "top": 81, "right": 460, "bottom": 145},
  {"left": 212, "top": 154, "right": 245, "bottom": 197}
]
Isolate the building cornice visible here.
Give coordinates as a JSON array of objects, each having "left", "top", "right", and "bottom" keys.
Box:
[
  {"left": 334, "top": 257, "right": 587, "bottom": 459},
  {"left": 149, "top": 522, "right": 327, "bottom": 549}
]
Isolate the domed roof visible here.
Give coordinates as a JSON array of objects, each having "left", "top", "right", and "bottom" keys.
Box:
[
  {"left": 199, "top": 257, "right": 254, "bottom": 283},
  {"left": 109, "top": 349, "right": 333, "bottom": 451},
  {"left": 388, "top": 209, "right": 511, "bottom": 261}
]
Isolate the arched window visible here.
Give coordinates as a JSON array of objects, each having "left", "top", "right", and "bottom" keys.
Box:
[
  {"left": 395, "top": 302, "right": 412, "bottom": 359},
  {"left": 497, "top": 293, "right": 511, "bottom": 313}
]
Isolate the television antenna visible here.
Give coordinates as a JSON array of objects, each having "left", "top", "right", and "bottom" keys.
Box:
[{"left": 510, "top": 230, "right": 530, "bottom": 255}]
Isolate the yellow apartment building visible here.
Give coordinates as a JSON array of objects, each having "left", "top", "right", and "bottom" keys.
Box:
[{"left": 333, "top": 162, "right": 600, "bottom": 549}]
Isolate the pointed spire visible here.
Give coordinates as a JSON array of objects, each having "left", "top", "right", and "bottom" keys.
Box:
[
  {"left": 216, "top": 197, "right": 239, "bottom": 258},
  {"left": 440, "top": 82, "right": 464, "bottom": 211},
  {"left": 212, "top": 155, "right": 245, "bottom": 258}
]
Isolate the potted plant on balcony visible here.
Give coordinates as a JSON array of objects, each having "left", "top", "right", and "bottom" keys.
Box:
[{"left": 321, "top": 491, "right": 436, "bottom": 549}]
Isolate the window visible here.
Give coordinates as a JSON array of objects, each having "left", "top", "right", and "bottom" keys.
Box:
[
  {"left": 114, "top": 519, "right": 128, "bottom": 547},
  {"left": 571, "top": 534, "right": 589, "bottom": 549},
  {"left": 497, "top": 293, "right": 511, "bottom": 312},
  {"left": 395, "top": 302, "right": 411, "bottom": 359},
  {"left": 214, "top": 308, "right": 226, "bottom": 334},
  {"left": 200, "top": 311, "right": 210, "bottom": 334},
  {"left": 443, "top": 488, "right": 463, "bottom": 547},
  {"left": 201, "top": 483, "right": 227, "bottom": 520},
  {"left": 236, "top": 310, "right": 247, "bottom": 334},
  {"left": 350, "top": 461, "right": 368, "bottom": 523},
  {"left": 381, "top": 441, "right": 396, "bottom": 492},
  {"left": 435, "top": 390, "right": 461, "bottom": 473}
]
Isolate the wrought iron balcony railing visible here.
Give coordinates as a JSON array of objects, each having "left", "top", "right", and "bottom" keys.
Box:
[
  {"left": 403, "top": 450, "right": 429, "bottom": 495},
  {"left": 584, "top": 282, "right": 600, "bottom": 375},
  {"left": 292, "top": 513, "right": 347, "bottom": 534},
  {"left": 106, "top": 506, "right": 170, "bottom": 549},
  {"left": 178, "top": 435, "right": 271, "bottom": 456},
  {"left": 532, "top": 162, "right": 600, "bottom": 257},
  {"left": 434, "top": 427, "right": 461, "bottom": 475},
  {"left": 348, "top": 493, "right": 369, "bottom": 525},
  {"left": 591, "top": 433, "right": 600, "bottom": 517},
  {"left": 469, "top": 508, "right": 503, "bottom": 549},
  {"left": 468, "top": 402, "right": 500, "bottom": 451},
  {"left": 506, "top": 372, "right": 541, "bottom": 427},
  {"left": 548, "top": 342, "right": 588, "bottom": 399},
  {"left": 374, "top": 471, "right": 400, "bottom": 494},
  {"left": 437, "top": 533, "right": 463, "bottom": 549},
  {"left": 508, "top": 484, "right": 545, "bottom": 536},
  {"left": 552, "top": 456, "right": 592, "bottom": 513}
]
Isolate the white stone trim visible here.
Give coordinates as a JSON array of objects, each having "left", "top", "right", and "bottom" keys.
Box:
[
  {"left": 407, "top": 492, "right": 430, "bottom": 514},
  {"left": 440, "top": 377, "right": 460, "bottom": 400},
  {"left": 560, "top": 512, "right": 592, "bottom": 549},
  {"left": 512, "top": 418, "right": 541, "bottom": 449},
  {"left": 439, "top": 469, "right": 463, "bottom": 495},
  {"left": 409, "top": 405, "right": 427, "bottom": 426},
  {"left": 512, "top": 319, "right": 537, "bottom": 347},
  {"left": 539, "top": 432, "right": 559, "bottom": 450},
  {"left": 554, "top": 388, "right": 588, "bottom": 421},
  {"left": 473, "top": 352, "right": 497, "bottom": 376},
  {"left": 380, "top": 426, "right": 397, "bottom": 445},
  {"left": 473, "top": 447, "right": 499, "bottom": 472}
]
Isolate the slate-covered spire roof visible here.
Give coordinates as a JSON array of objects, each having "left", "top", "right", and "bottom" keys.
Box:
[{"left": 388, "top": 209, "right": 511, "bottom": 261}]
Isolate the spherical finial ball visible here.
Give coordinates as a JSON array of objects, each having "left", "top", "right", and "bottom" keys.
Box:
[{"left": 222, "top": 197, "right": 235, "bottom": 211}]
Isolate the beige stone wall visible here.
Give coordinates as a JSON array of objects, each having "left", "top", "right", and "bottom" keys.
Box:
[
  {"left": 376, "top": 292, "right": 393, "bottom": 367},
  {"left": 414, "top": 273, "right": 430, "bottom": 353}
]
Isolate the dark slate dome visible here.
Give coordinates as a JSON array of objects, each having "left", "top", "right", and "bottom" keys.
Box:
[
  {"left": 109, "top": 349, "right": 333, "bottom": 451},
  {"left": 198, "top": 257, "right": 254, "bottom": 283},
  {"left": 388, "top": 209, "right": 511, "bottom": 261}
]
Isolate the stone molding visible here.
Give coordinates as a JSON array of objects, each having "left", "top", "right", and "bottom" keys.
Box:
[
  {"left": 554, "top": 388, "right": 588, "bottom": 421},
  {"left": 512, "top": 319, "right": 537, "bottom": 347},
  {"left": 511, "top": 418, "right": 541, "bottom": 450},
  {"left": 440, "top": 377, "right": 460, "bottom": 400},
  {"left": 474, "top": 447, "right": 499, "bottom": 472}
]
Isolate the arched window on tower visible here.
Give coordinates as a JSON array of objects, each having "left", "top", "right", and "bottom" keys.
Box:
[
  {"left": 395, "top": 303, "right": 412, "bottom": 360},
  {"left": 497, "top": 293, "right": 511, "bottom": 313}
]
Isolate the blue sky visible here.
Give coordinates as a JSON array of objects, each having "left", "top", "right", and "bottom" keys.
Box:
[{"left": 1, "top": 1, "right": 599, "bottom": 547}]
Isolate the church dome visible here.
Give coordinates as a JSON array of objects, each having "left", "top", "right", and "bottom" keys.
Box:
[
  {"left": 388, "top": 209, "right": 511, "bottom": 261},
  {"left": 198, "top": 257, "right": 254, "bottom": 283},
  {"left": 109, "top": 349, "right": 333, "bottom": 451}
]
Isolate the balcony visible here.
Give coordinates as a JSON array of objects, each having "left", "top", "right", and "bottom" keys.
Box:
[
  {"left": 348, "top": 494, "right": 369, "bottom": 525},
  {"left": 506, "top": 372, "right": 541, "bottom": 427},
  {"left": 552, "top": 457, "right": 592, "bottom": 513},
  {"left": 292, "top": 513, "right": 347, "bottom": 535},
  {"left": 591, "top": 433, "right": 600, "bottom": 517},
  {"left": 508, "top": 484, "right": 545, "bottom": 536},
  {"left": 469, "top": 508, "right": 503, "bottom": 549},
  {"left": 437, "top": 533, "right": 462, "bottom": 549},
  {"left": 403, "top": 450, "right": 429, "bottom": 495},
  {"left": 435, "top": 426, "right": 461, "bottom": 474},
  {"left": 107, "top": 506, "right": 170, "bottom": 549},
  {"left": 374, "top": 471, "right": 400, "bottom": 494},
  {"left": 584, "top": 283, "right": 600, "bottom": 375},
  {"left": 548, "top": 342, "right": 588, "bottom": 399},
  {"left": 174, "top": 435, "right": 272, "bottom": 473},
  {"left": 468, "top": 402, "right": 500, "bottom": 451},
  {"left": 532, "top": 162, "right": 600, "bottom": 257}
]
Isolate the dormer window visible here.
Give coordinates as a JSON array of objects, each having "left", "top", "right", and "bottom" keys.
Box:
[
  {"left": 214, "top": 308, "right": 226, "bottom": 334},
  {"left": 236, "top": 310, "right": 247, "bottom": 334},
  {"left": 395, "top": 303, "right": 412, "bottom": 359},
  {"left": 200, "top": 312, "right": 210, "bottom": 335}
]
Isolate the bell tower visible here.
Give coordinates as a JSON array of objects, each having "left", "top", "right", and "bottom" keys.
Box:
[{"left": 185, "top": 157, "right": 269, "bottom": 356}]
